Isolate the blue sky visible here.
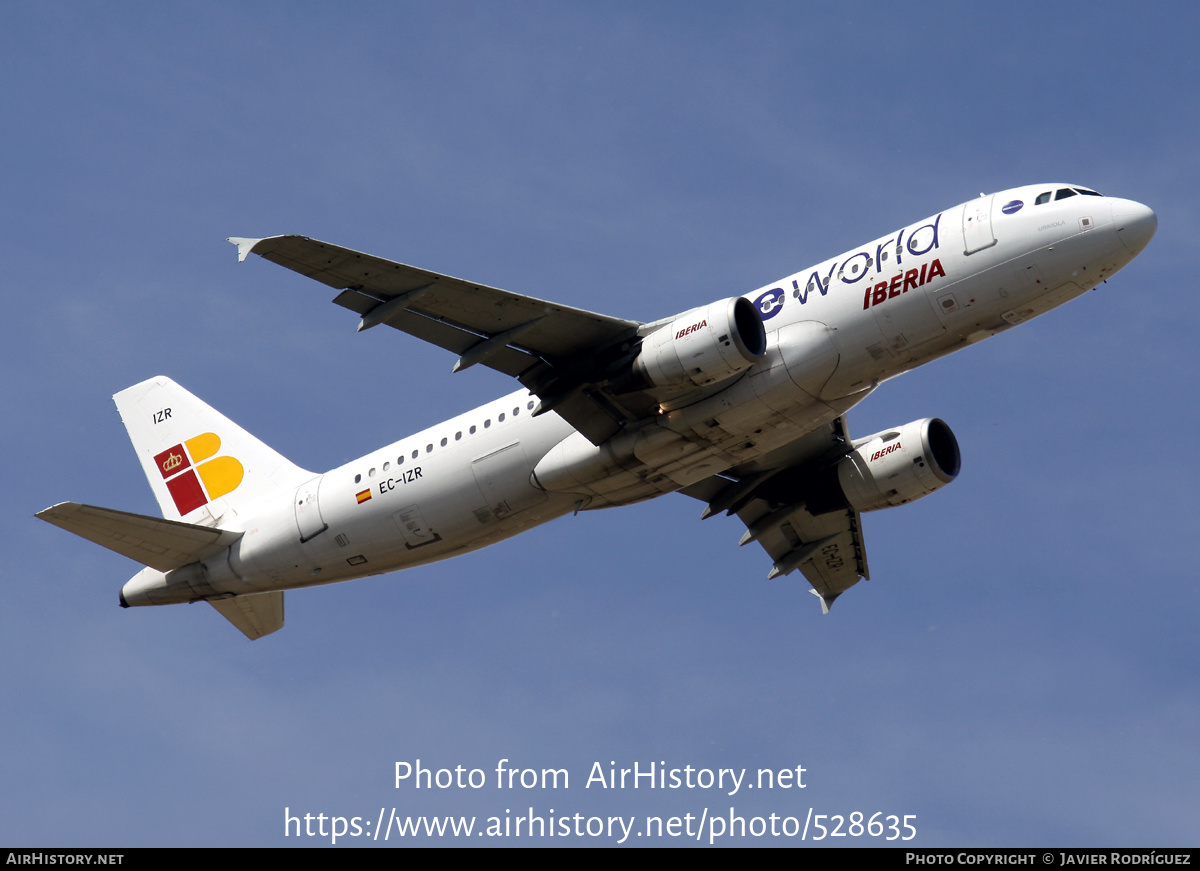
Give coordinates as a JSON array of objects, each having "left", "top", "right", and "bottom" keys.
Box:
[{"left": 3, "top": 1, "right": 1196, "bottom": 846}]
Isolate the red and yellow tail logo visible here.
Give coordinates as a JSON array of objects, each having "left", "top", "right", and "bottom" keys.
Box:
[{"left": 153, "top": 432, "right": 244, "bottom": 516}]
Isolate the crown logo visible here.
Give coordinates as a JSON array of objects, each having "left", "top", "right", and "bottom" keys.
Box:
[{"left": 162, "top": 452, "right": 183, "bottom": 472}]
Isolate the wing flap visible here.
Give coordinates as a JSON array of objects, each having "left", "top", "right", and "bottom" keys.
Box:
[
  {"left": 332, "top": 288, "right": 543, "bottom": 379},
  {"left": 36, "top": 502, "right": 242, "bottom": 573}
]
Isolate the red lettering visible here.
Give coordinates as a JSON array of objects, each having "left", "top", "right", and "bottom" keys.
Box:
[
  {"left": 888, "top": 273, "right": 903, "bottom": 298},
  {"left": 926, "top": 258, "right": 946, "bottom": 281},
  {"left": 903, "top": 269, "right": 919, "bottom": 292},
  {"left": 870, "top": 442, "right": 902, "bottom": 462},
  {"left": 871, "top": 283, "right": 887, "bottom": 307},
  {"left": 864, "top": 287, "right": 872, "bottom": 310},
  {"left": 919, "top": 263, "right": 928, "bottom": 285}
]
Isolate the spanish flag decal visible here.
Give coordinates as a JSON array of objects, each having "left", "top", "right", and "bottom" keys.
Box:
[{"left": 356, "top": 489, "right": 372, "bottom": 505}]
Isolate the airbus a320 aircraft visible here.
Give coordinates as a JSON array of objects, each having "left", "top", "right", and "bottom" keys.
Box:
[{"left": 38, "top": 184, "right": 1156, "bottom": 639}]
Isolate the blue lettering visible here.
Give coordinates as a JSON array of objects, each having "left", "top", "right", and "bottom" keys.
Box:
[
  {"left": 906, "top": 213, "right": 942, "bottom": 256},
  {"left": 875, "top": 237, "right": 895, "bottom": 273},
  {"left": 839, "top": 251, "right": 873, "bottom": 284},
  {"left": 754, "top": 288, "right": 786, "bottom": 320},
  {"left": 793, "top": 263, "right": 836, "bottom": 304}
]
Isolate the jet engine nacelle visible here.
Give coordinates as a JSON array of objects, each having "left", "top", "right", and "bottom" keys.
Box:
[
  {"left": 625, "top": 297, "right": 767, "bottom": 392},
  {"left": 807, "top": 418, "right": 961, "bottom": 514}
]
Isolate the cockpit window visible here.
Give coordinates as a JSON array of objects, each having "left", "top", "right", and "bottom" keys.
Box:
[{"left": 1036, "top": 187, "right": 1101, "bottom": 204}]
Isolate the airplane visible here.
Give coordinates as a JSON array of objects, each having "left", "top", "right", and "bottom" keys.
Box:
[{"left": 36, "top": 184, "right": 1156, "bottom": 639}]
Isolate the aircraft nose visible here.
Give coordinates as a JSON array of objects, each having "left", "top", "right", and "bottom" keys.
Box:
[{"left": 1111, "top": 199, "right": 1157, "bottom": 255}]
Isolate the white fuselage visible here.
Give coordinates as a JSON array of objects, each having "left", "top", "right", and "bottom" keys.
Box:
[{"left": 140, "top": 184, "right": 1158, "bottom": 601}]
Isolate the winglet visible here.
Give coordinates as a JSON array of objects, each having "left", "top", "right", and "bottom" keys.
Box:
[
  {"left": 227, "top": 237, "right": 265, "bottom": 263},
  {"left": 809, "top": 588, "right": 838, "bottom": 615}
]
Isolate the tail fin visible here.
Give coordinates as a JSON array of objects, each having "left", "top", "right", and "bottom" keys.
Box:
[{"left": 114, "top": 376, "right": 313, "bottom": 524}]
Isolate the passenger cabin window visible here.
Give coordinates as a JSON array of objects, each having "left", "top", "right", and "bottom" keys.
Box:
[
  {"left": 1055, "top": 188, "right": 1077, "bottom": 200},
  {"left": 1035, "top": 192, "right": 1051, "bottom": 205}
]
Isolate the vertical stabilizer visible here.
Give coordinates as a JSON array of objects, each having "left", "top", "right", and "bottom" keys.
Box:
[{"left": 114, "top": 376, "right": 313, "bottom": 523}]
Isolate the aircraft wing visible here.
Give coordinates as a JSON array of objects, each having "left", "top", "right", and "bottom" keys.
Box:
[
  {"left": 229, "top": 235, "right": 648, "bottom": 444},
  {"left": 732, "top": 501, "right": 868, "bottom": 613},
  {"left": 678, "top": 417, "right": 869, "bottom": 612}
]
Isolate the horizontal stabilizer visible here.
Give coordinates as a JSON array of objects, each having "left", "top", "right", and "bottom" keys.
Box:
[
  {"left": 36, "top": 502, "right": 242, "bottom": 573},
  {"left": 210, "top": 592, "right": 284, "bottom": 640}
]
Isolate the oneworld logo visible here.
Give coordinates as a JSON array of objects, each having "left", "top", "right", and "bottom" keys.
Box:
[
  {"left": 153, "top": 432, "right": 244, "bottom": 515},
  {"left": 754, "top": 288, "right": 785, "bottom": 320}
]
